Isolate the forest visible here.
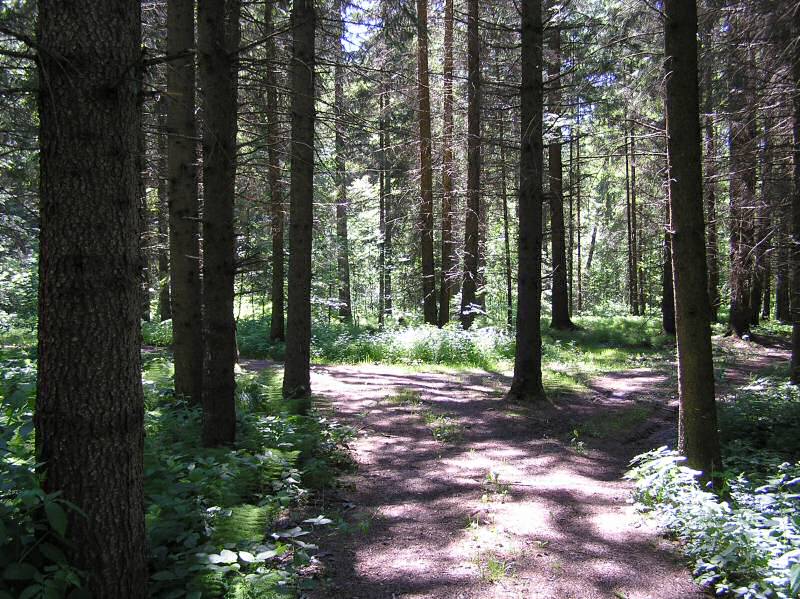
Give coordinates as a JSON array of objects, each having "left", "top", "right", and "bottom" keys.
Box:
[{"left": 0, "top": 0, "right": 799, "bottom": 597}]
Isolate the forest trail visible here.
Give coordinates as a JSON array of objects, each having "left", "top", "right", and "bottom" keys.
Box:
[{"left": 242, "top": 360, "right": 710, "bottom": 598}]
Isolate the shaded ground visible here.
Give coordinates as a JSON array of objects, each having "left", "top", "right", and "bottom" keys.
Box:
[{"left": 240, "top": 338, "right": 789, "bottom": 598}]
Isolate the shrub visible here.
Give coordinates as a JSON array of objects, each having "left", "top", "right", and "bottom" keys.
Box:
[{"left": 627, "top": 447, "right": 800, "bottom": 598}]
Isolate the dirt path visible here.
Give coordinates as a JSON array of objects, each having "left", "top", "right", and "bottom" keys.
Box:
[{"left": 239, "top": 361, "right": 707, "bottom": 599}]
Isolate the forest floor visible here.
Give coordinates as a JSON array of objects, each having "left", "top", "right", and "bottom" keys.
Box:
[{"left": 241, "top": 335, "right": 788, "bottom": 599}]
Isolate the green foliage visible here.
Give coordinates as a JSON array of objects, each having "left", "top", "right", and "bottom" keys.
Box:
[
  {"left": 141, "top": 319, "right": 174, "bottom": 347},
  {"left": 628, "top": 447, "right": 800, "bottom": 598},
  {"left": 142, "top": 362, "right": 353, "bottom": 597},
  {"left": 717, "top": 378, "right": 800, "bottom": 459},
  {"left": 0, "top": 360, "right": 87, "bottom": 597}
]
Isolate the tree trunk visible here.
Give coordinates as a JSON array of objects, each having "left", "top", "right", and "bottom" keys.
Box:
[
  {"left": 460, "top": 0, "right": 481, "bottom": 329},
  {"left": 283, "top": 0, "right": 315, "bottom": 405},
  {"left": 507, "top": 0, "right": 545, "bottom": 402},
  {"left": 727, "top": 43, "right": 757, "bottom": 337},
  {"left": 439, "top": 0, "right": 455, "bottom": 327},
  {"left": 776, "top": 210, "right": 790, "bottom": 321},
  {"left": 702, "top": 37, "right": 720, "bottom": 322},
  {"left": 378, "top": 88, "right": 387, "bottom": 326},
  {"left": 156, "top": 97, "right": 172, "bottom": 322},
  {"left": 548, "top": 28, "right": 573, "bottom": 330},
  {"left": 265, "top": 1, "right": 285, "bottom": 341},
  {"left": 334, "top": 0, "right": 352, "bottom": 323},
  {"left": 585, "top": 225, "right": 597, "bottom": 273},
  {"left": 35, "top": 0, "right": 147, "bottom": 594},
  {"left": 576, "top": 125, "right": 583, "bottom": 313},
  {"left": 500, "top": 115, "right": 513, "bottom": 330},
  {"left": 625, "top": 121, "right": 634, "bottom": 313},
  {"left": 416, "top": 0, "right": 437, "bottom": 325},
  {"left": 664, "top": 0, "right": 721, "bottom": 477},
  {"left": 630, "top": 125, "right": 640, "bottom": 315},
  {"left": 198, "top": 0, "right": 240, "bottom": 446},
  {"left": 662, "top": 202, "right": 676, "bottom": 335},
  {"left": 167, "top": 0, "right": 203, "bottom": 404},
  {"left": 790, "top": 7, "right": 800, "bottom": 383}
]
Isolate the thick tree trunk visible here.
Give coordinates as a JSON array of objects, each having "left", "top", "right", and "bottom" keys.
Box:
[
  {"left": 507, "top": 0, "right": 545, "bottom": 402},
  {"left": 460, "top": 0, "right": 481, "bottom": 329},
  {"left": 167, "top": 0, "right": 203, "bottom": 404},
  {"left": 265, "top": 1, "right": 285, "bottom": 341},
  {"left": 335, "top": 0, "right": 352, "bottom": 323},
  {"left": 35, "top": 0, "right": 147, "bottom": 594},
  {"left": 790, "top": 8, "right": 800, "bottom": 383},
  {"left": 416, "top": 0, "right": 437, "bottom": 324},
  {"left": 198, "top": 0, "right": 240, "bottom": 446},
  {"left": 664, "top": 0, "right": 721, "bottom": 477},
  {"left": 156, "top": 97, "right": 172, "bottom": 322},
  {"left": 283, "top": 0, "right": 315, "bottom": 404},
  {"left": 548, "top": 29, "right": 573, "bottom": 330},
  {"left": 439, "top": 0, "right": 455, "bottom": 327},
  {"left": 625, "top": 122, "right": 634, "bottom": 312}
]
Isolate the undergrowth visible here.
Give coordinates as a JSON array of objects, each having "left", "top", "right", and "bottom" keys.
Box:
[
  {"left": 628, "top": 376, "right": 800, "bottom": 598},
  {"left": 1, "top": 354, "right": 353, "bottom": 598}
]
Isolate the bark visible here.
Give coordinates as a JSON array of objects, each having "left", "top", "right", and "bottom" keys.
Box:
[
  {"left": 776, "top": 209, "right": 790, "bottom": 321},
  {"left": 791, "top": 7, "right": 800, "bottom": 383},
  {"left": 334, "top": 0, "right": 352, "bottom": 323},
  {"left": 625, "top": 122, "right": 634, "bottom": 312},
  {"left": 585, "top": 225, "right": 597, "bottom": 272},
  {"left": 568, "top": 132, "right": 574, "bottom": 313},
  {"left": 378, "top": 89, "right": 387, "bottom": 325},
  {"left": 460, "top": 0, "right": 481, "bottom": 329},
  {"left": 283, "top": 0, "right": 315, "bottom": 405},
  {"left": 157, "top": 96, "right": 172, "bottom": 321},
  {"left": 438, "top": 0, "right": 455, "bottom": 326},
  {"left": 576, "top": 126, "right": 583, "bottom": 313},
  {"left": 265, "top": 1, "right": 285, "bottom": 341},
  {"left": 36, "top": 0, "right": 147, "bottom": 594},
  {"left": 662, "top": 201, "right": 676, "bottom": 335},
  {"left": 198, "top": 0, "right": 240, "bottom": 446},
  {"left": 167, "top": 0, "right": 203, "bottom": 404},
  {"left": 727, "top": 42, "right": 757, "bottom": 337},
  {"left": 500, "top": 115, "right": 513, "bottom": 329},
  {"left": 630, "top": 125, "right": 640, "bottom": 315},
  {"left": 416, "top": 0, "right": 437, "bottom": 324},
  {"left": 702, "top": 35, "right": 720, "bottom": 322},
  {"left": 507, "top": 0, "right": 545, "bottom": 402},
  {"left": 548, "top": 28, "right": 573, "bottom": 330},
  {"left": 664, "top": 0, "right": 721, "bottom": 477}
]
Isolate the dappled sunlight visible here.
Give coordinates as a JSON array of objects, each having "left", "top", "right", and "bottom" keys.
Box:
[{"left": 302, "top": 362, "right": 702, "bottom": 598}]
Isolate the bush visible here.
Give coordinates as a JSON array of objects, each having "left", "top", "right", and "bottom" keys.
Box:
[{"left": 628, "top": 447, "right": 800, "bottom": 598}]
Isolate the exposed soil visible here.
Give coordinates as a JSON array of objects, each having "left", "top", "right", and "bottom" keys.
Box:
[{"left": 240, "top": 340, "right": 789, "bottom": 599}]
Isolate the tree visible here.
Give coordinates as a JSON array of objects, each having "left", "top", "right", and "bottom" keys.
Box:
[
  {"left": 790, "top": 5, "right": 800, "bottom": 383},
  {"left": 460, "top": 0, "right": 481, "bottom": 329},
  {"left": 198, "top": 0, "right": 240, "bottom": 446},
  {"left": 35, "top": 0, "right": 147, "bottom": 594},
  {"left": 663, "top": 0, "right": 721, "bottom": 476},
  {"left": 283, "top": 0, "right": 315, "bottom": 405},
  {"left": 439, "top": 0, "right": 455, "bottom": 327},
  {"left": 265, "top": 0, "right": 285, "bottom": 341},
  {"left": 334, "top": 0, "right": 353, "bottom": 323},
  {"left": 416, "top": 0, "right": 437, "bottom": 325},
  {"left": 547, "top": 27, "right": 574, "bottom": 330},
  {"left": 507, "top": 0, "right": 546, "bottom": 402},
  {"left": 167, "top": 0, "right": 203, "bottom": 404}
]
